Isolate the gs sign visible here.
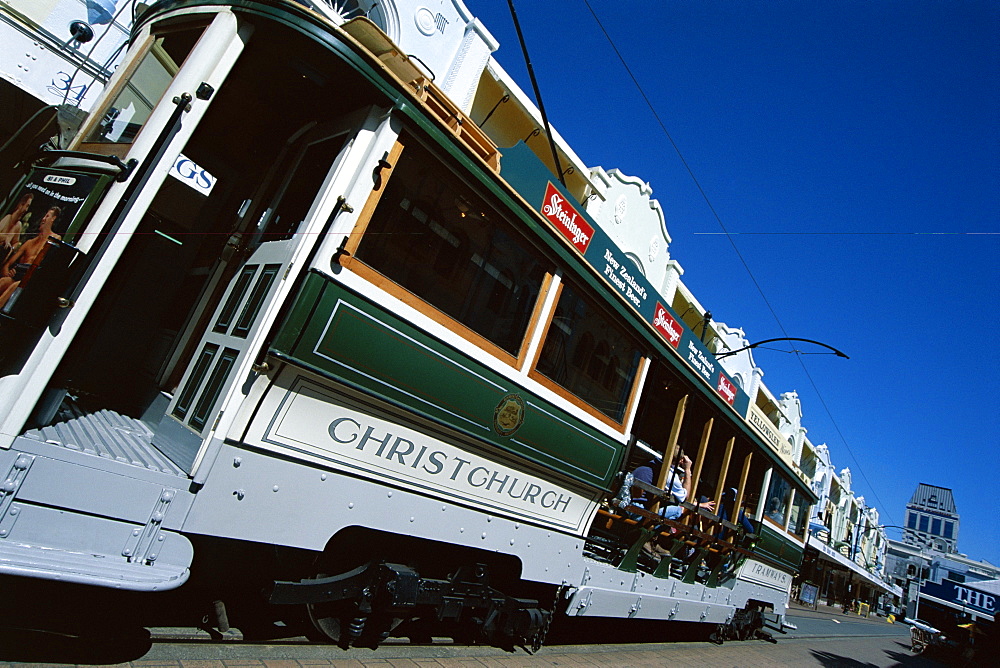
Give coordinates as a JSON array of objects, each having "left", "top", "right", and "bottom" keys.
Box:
[{"left": 169, "top": 154, "right": 216, "bottom": 195}]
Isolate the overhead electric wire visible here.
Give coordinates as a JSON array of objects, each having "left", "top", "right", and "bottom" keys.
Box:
[
  {"left": 579, "top": 0, "right": 896, "bottom": 525},
  {"left": 505, "top": 0, "right": 567, "bottom": 186}
]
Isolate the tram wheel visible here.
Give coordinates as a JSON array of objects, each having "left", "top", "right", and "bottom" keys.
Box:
[{"left": 304, "top": 591, "right": 349, "bottom": 643}]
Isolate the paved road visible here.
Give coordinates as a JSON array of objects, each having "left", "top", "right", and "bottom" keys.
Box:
[
  {"left": 0, "top": 608, "right": 946, "bottom": 668},
  {"left": 0, "top": 634, "right": 944, "bottom": 668}
]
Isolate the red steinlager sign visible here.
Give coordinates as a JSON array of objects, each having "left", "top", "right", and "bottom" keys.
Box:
[{"left": 541, "top": 182, "right": 593, "bottom": 253}]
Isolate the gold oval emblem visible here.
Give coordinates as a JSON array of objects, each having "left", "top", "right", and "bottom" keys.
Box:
[{"left": 493, "top": 393, "right": 525, "bottom": 437}]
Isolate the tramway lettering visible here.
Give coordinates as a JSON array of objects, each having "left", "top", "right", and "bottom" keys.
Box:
[
  {"left": 327, "top": 416, "right": 572, "bottom": 512},
  {"left": 748, "top": 562, "right": 790, "bottom": 586}
]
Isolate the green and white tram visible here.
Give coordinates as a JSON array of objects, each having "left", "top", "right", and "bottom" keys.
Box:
[{"left": 0, "top": 0, "right": 814, "bottom": 648}]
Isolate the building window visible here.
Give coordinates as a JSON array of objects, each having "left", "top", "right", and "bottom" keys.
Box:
[
  {"left": 944, "top": 521, "right": 954, "bottom": 539},
  {"left": 907, "top": 512, "right": 917, "bottom": 529},
  {"left": 919, "top": 515, "right": 929, "bottom": 533},
  {"left": 931, "top": 518, "right": 941, "bottom": 536}
]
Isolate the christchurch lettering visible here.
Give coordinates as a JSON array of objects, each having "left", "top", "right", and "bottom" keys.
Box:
[{"left": 327, "top": 417, "right": 572, "bottom": 513}]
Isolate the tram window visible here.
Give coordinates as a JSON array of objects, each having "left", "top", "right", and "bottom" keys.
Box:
[
  {"left": 787, "top": 490, "right": 809, "bottom": 536},
  {"left": 533, "top": 282, "right": 642, "bottom": 424},
  {"left": 351, "top": 140, "right": 547, "bottom": 358},
  {"left": 85, "top": 25, "right": 205, "bottom": 145},
  {"left": 764, "top": 473, "right": 792, "bottom": 526}
]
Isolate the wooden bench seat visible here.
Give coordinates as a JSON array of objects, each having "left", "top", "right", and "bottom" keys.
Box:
[{"left": 592, "top": 495, "right": 757, "bottom": 585}]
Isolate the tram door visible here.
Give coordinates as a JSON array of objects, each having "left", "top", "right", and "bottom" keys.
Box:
[{"left": 152, "top": 122, "right": 355, "bottom": 473}]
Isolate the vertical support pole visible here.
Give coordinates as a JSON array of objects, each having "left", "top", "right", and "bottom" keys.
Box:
[
  {"left": 713, "top": 436, "right": 735, "bottom": 510},
  {"left": 756, "top": 468, "right": 773, "bottom": 522},
  {"left": 651, "top": 394, "right": 687, "bottom": 514},
  {"left": 734, "top": 451, "right": 752, "bottom": 519},
  {"left": 689, "top": 417, "right": 713, "bottom": 504}
]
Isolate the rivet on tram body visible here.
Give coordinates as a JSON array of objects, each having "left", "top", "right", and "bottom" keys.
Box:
[
  {"left": 387, "top": 491, "right": 392, "bottom": 498},
  {"left": 133, "top": 529, "right": 141, "bottom": 536},
  {"left": 272, "top": 485, "right": 279, "bottom": 492},
  {"left": 233, "top": 457, "right": 241, "bottom": 467},
  {"left": 409, "top": 517, "right": 415, "bottom": 523},
  {"left": 348, "top": 503, "right": 354, "bottom": 509},
  {"left": 481, "top": 532, "right": 487, "bottom": 539},
  {"left": 8, "top": 507, "right": 17, "bottom": 516},
  {"left": 15, "top": 456, "right": 30, "bottom": 469},
  {"left": 321, "top": 473, "right": 327, "bottom": 481}
]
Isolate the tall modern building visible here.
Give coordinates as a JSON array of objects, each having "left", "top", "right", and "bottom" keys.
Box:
[{"left": 903, "top": 483, "right": 959, "bottom": 553}]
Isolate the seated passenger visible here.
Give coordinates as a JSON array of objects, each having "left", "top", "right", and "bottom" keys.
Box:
[{"left": 631, "top": 450, "right": 714, "bottom": 520}]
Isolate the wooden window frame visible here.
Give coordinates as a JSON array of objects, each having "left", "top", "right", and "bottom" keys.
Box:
[
  {"left": 526, "top": 279, "right": 647, "bottom": 432},
  {"left": 73, "top": 16, "right": 214, "bottom": 156},
  {"left": 340, "top": 135, "right": 552, "bottom": 369}
]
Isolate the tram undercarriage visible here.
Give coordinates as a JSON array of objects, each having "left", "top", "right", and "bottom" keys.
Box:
[{"left": 268, "top": 560, "right": 551, "bottom": 651}]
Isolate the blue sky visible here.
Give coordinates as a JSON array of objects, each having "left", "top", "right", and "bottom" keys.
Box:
[{"left": 470, "top": 0, "right": 999, "bottom": 566}]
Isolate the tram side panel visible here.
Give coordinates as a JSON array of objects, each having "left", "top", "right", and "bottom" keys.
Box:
[{"left": 181, "top": 271, "right": 613, "bottom": 580}]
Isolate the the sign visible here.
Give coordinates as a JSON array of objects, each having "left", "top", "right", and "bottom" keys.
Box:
[
  {"left": 541, "top": 182, "right": 593, "bottom": 253},
  {"left": 169, "top": 154, "right": 217, "bottom": 196},
  {"left": 739, "top": 559, "right": 792, "bottom": 593},
  {"left": 922, "top": 579, "right": 997, "bottom": 618},
  {"left": 254, "top": 375, "right": 599, "bottom": 534},
  {"left": 0, "top": 167, "right": 101, "bottom": 311},
  {"left": 799, "top": 582, "right": 819, "bottom": 606},
  {"left": 652, "top": 302, "right": 682, "bottom": 348}
]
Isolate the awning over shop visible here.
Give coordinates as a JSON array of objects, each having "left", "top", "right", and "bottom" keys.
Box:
[
  {"left": 919, "top": 579, "right": 997, "bottom": 622},
  {"left": 807, "top": 535, "right": 901, "bottom": 596}
]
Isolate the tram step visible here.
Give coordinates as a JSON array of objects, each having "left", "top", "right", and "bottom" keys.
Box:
[
  {"left": 0, "top": 538, "right": 190, "bottom": 590},
  {"left": 21, "top": 409, "right": 186, "bottom": 477}
]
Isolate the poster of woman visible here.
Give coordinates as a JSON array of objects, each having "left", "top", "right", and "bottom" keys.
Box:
[{"left": 0, "top": 167, "right": 100, "bottom": 311}]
